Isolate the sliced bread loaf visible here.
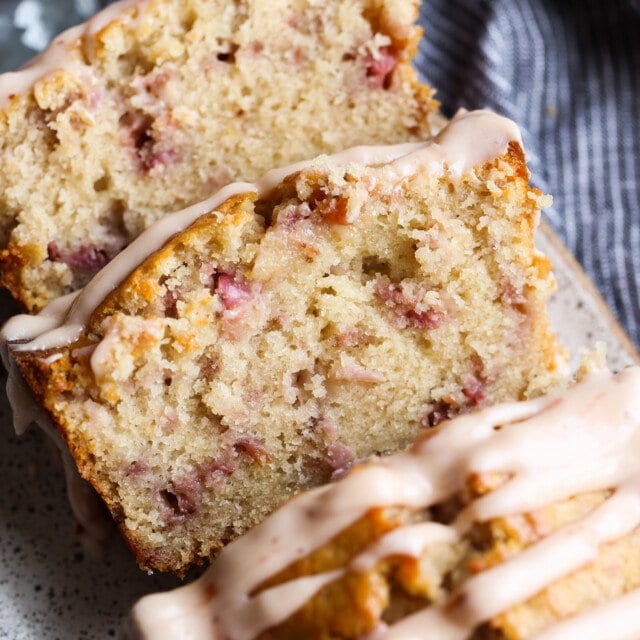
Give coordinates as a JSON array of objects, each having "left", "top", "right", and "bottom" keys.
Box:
[
  {"left": 0, "top": 0, "right": 437, "bottom": 311},
  {"left": 5, "top": 111, "right": 563, "bottom": 573}
]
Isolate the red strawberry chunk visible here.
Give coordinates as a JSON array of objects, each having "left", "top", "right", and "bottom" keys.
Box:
[
  {"left": 364, "top": 46, "right": 398, "bottom": 89},
  {"left": 375, "top": 277, "right": 446, "bottom": 330},
  {"left": 216, "top": 273, "right": 253, "bottom": 310},
  {"left": 326, "top": 441, "right": 355, "bottom": 473},
  {"left": 233, "top": 435, "right": 270, "bottom": 464},
  {"left": 47, "top": 242, "right": 116, "bottom": 272},
  {"left": 463, "top": 375, "right": 486, "bottom": 407}
]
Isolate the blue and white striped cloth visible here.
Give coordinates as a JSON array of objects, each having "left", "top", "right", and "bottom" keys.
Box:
[
  {"left": 417, "top": 0, "right": 640, "bottom": 346},
  {"left": 1, "top": 0, "right": 639, "bottom": 345}
]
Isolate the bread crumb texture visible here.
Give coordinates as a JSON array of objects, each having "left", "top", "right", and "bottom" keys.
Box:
[
  {"left": 15, "top": 147, "right": 562, "bottom": 574},
  {"left": 0, "top": 0, "right": 437, "bottom": 310}
]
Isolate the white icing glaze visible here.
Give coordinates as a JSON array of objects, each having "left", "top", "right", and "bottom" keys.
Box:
[
  {"left": 0, "top": 26, "right": 86, "bottom": 105},
  {"left": 3, "top": 109, "right": 522, "bottom": 355},
  {"left": 127, "top": 367, "right": 640, "bottom": 640},
  {"left": 0, "top": 292, "right": 79, "bottom": 434},
  {"left": 0, "top": 0, "right": 145, "bottom": 108},
  {"left": 0, "top": 291, "right": 111, "bottom": 540},
  {"left": 351, "top": 522, "right": 457, "bottom": 572},
  {"left": 61, "top": 446, "right": 113, "bottom": 544},
  {"left": 0, "top": 291, "right": 78, "bottom": 346},
  {"left": 393, "top": 108, "right": 522, "bottom": 179},
  {"left": 0, "top": 353, "right": 111, "bottom": 541},
  {"left": 533, "top": 587, "right": 640, "bottom": 640},
  {"left": 4, "top": 367, "right": 41, "bottom": 436}
]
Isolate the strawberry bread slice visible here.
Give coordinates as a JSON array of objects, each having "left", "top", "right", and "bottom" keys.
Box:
[
  {"left": 3, "top": 110, "right": 563, "bottom": 574},
  {"left": 0, "top": 0, "right": 438, "bottom": 311}
]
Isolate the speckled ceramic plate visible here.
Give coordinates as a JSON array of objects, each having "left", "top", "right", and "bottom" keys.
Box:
[{"left": 1, "top": 221, "right": 637, "bottom": 640}]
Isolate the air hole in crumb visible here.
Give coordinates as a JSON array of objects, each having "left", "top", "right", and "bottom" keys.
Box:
[
  {"left": 160, "top": 489, "right": 195, "bottom": 519},
  {"left": 291, "top": 369, "right": 313, "bottom": 408},
  {"left": 217, "top": 43, "right": 239, "bottom": 63},
  {"left": 160, "top": 490, "right": 181, "bottom": 515},
  {"left": 110, "top": 199, "right": 127, "bottom": 232},
  {"left": 210, "top": 413, "right": 225, "bottom": 427},
  {"left": 180, "top": 10, "right": 197, "bottom": 32},
  {"left": 161, "top": 286, "right": 181, "bottom": 319},
  {"left": 362, "top": 256, "right": 391, "bottom": 277},
  {"left": 319, "top": 324, "right": 333, "bottom": 341},
  {"left": 119, "top": 110, "right": 154, "bottom": 153},
  {"left": 93, "top": 175, "right": 110, "bottom": 192},
  {"left": 117, "top": 53, "right": 153, "bottom": 75}
]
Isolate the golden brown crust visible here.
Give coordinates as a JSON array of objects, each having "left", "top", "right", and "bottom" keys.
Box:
[
  {"left": 0, "top": 245, "right": 38, "bottom": 311},
  {"left": 90, "top": 194, "right": 257, "bottom": 331},
  {"left": 12, "top": 343, "right": 191, "bottom": 574}
]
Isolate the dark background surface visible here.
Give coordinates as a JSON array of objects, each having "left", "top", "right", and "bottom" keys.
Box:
[
  {"left": 0, "top": 0, "right": 638, "bottom": 348},
  {"left": 0, "top": 0, "right": 108, "bottom": 69}
]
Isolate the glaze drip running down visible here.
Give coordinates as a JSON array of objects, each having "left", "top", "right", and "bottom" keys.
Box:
[
  {"left": 0, "top": 109, "right": 521, "bottom": 354},
  {"left": 127, "top": 367, "right": 640, "bottom": 640}
]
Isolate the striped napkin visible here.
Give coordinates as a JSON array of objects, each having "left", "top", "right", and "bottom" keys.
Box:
[{"left": 417, "top": 0, "right": 640, "bottom": 346}]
